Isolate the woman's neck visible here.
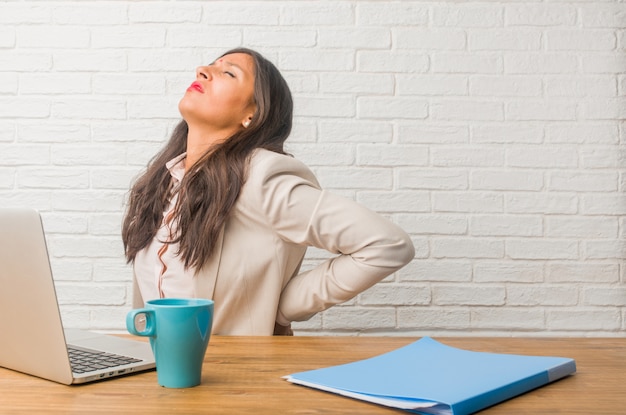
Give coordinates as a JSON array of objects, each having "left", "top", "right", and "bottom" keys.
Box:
[{"left": 184, "top": 127, "right": 230, "bottom": 170}]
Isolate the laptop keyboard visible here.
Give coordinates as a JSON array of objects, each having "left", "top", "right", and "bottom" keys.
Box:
[{"left": 68, "top": 346, "right": 142, "bottom": 374}]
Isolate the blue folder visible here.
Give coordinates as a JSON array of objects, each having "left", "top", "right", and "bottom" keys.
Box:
[{"left": 284, "top": 337, "right": 576, "bottom": 415}]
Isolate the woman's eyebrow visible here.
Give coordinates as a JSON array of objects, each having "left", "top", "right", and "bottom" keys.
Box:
[{"left": 224, "top": 61, "right": 245, "bottom": 74}]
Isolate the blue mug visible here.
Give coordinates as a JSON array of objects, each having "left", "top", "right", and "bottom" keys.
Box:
[{"left": 126, "top": 298, "right": 214, "bottom": 388}]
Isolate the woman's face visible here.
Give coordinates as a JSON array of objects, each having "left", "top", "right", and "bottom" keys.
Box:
[{"left": 178, "top": 52, "right": 257, "bottom": 134}]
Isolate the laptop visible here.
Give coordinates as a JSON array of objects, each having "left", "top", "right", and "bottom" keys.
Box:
[{"left": 0, "top": 208, "right": 156, "bottom": 385}]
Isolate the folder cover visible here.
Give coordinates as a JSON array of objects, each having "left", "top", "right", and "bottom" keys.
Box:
[{"left": 284, "top": 337, "right": 576, "bottom": 415}]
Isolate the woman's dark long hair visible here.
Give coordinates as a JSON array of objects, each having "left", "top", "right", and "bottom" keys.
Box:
[{"left": 122, "top": 48, "right": 293, "bottom": 269}]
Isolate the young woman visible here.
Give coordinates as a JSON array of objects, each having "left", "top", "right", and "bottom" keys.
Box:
[{"left": 122, "top": 48, "right": 414, "bottom": 335}]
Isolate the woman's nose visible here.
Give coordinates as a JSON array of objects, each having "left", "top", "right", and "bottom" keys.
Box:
[{"left": 196, "top": 66, "right": 212, "bottom": 80}]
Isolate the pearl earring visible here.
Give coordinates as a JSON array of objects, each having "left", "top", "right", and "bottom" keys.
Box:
[{"left": 243, "top": 120, "right": 251, "bottom": 128}]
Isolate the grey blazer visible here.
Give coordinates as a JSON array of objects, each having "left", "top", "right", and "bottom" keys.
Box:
[{"left": 133, "top": 149, "right": 415, "bottom": 335}]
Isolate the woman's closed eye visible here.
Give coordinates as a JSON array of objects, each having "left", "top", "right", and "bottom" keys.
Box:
[{"left": 207, "top": 62, "right": 236, "bottom": 79}]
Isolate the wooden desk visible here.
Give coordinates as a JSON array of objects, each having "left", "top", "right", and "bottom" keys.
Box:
[{"left": 1, "top": 336, "right": 624, "bottom": 414}]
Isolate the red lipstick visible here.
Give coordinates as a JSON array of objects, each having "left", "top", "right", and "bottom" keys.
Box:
[{"left": 187, "top": 81, "right": 204, "bottom": 93}]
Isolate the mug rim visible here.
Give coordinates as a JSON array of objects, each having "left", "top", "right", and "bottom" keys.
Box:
[{"left": 145, "top": 298, "right": 214, "bottom": 308}]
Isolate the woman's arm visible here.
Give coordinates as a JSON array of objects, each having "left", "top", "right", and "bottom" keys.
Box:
[{"left": 250, "top": 151, "right": 415, "bottom": 324}]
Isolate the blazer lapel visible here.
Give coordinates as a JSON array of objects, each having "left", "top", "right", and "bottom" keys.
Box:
[{"left": 194, "top": 224, "right": 225, "bottom": 300}]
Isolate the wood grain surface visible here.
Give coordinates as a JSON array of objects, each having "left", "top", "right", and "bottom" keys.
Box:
[{"left": 1, "top": 336, "right": 624, "bottom": 414}]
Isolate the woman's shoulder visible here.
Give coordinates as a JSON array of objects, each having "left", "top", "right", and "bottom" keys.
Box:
[
  {"left": 250, "top": 148, "right": 302, "bottom": 166},
  {"left": 249, "top": 148, "right": 319, "bottom": 185}
]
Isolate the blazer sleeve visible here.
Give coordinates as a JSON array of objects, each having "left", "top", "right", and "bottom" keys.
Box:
[{"left": 249, "top": 151, "right": 415, "bottom": 324}]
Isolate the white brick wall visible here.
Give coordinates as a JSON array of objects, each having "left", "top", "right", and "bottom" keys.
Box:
[{"left": 1, "top": 1, "right": 625, "bottom": 337}]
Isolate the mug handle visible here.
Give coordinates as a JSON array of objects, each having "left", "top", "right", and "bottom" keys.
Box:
[{"left": 126, "top": 309, "right": 156, "bottom": 337}]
